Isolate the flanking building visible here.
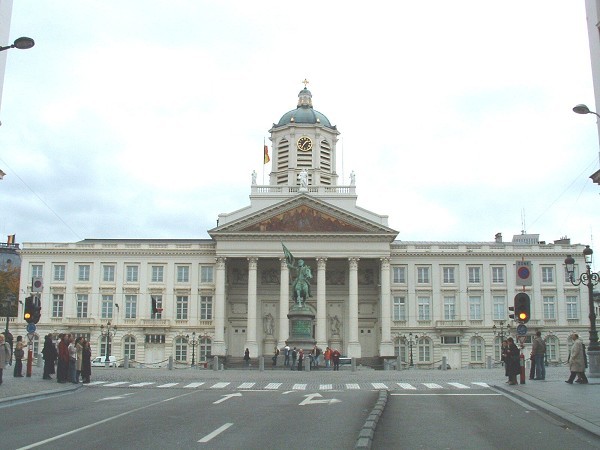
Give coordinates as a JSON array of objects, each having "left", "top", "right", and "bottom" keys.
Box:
[{"left": 17, "top": 87, "right": 590, "bottom": 368}]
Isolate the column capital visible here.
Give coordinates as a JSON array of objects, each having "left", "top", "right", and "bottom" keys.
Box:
[
  {"left": 247, "top": 257, "right": 258, "bottom": 269},
  {"left": 380, "top": 257, "right": 391, "bottom": 266},
  {"left": 317, "top": 258, "right": 328, "bottom": 269},
  {"left": 348, "top": 257, "right": 360, "bottom": 269},
  {"left": 215, "top": 257, "right": 226, "bottom": 269}
]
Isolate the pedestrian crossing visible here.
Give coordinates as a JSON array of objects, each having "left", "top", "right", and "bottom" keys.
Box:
[{"left": 84, "top": 380, "right": 490, "bottom": 391}]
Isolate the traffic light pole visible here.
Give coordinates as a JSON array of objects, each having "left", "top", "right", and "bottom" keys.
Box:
[{"left": 26, "top": 334, "right": 33, "bottom": 377}]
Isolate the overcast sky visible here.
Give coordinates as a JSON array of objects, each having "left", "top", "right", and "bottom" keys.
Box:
[{"left": 0, "top": 1, "right": 599, "bottom": 250}]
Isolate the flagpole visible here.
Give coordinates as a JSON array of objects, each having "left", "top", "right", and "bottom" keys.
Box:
[{"left": 263, "top": 138, "right": 266, "bottom": 185}]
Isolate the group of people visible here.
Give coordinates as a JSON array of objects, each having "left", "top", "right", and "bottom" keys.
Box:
[
  {"left": 0, "top": 334, "right": 30, "bottom": 381},
  {"left": 42, "top": 333, "right": 92, "bottom": 384},
  {"left": 272, "top": 343, "right": 342, "bottom": 371},
  {"left": 502, "top": 331, "right": 589, "bottom": 385}
]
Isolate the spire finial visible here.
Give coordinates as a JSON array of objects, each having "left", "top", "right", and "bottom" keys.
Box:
[{"left": 302, "top": 78, "right": 309, "bottom": 88}]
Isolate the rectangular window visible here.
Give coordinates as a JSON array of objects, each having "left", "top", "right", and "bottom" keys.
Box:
[
  {"left": 468, "top": 266, "right": 481, "bottom": 283},
  {"left": 102, "top": 265, "right": 115, "bottom": 282},
  {"left": 101, "top": 295, "right": 114, "bottom": 319},
  {"left": 441, "top": 336, "right": 460, "bottom": 344},
  {"left": 492, "top": 266, "right": 505, "bottom": 283},
  {"left": 393, "top": 296, "right": 406, "bottom": 321},
  {"left": 566, "top": 296, "right": 578, "bottom": 319},
  {"left": 392, "top": 266, "right": 406, "bottom": 284},
  {"left": 53, "top": 264, "right": 66, "bottom": 282},
  {"left": 176, "top": 296, "right": 189, "bottom": 320},
  {"left": 76, "top": 294, "right": 88, "bottom": 318},
  {"left": 151, "top": 265, "right": 164, "bottom": 283},
  {"left": 78, "top": 264, "right": 90, "bottom": 282},
  {"left": 417, "top": 296, "right": 431, "bottom": 321},
  {"left": 151, "top": 295, "right": 163, "bottom": 319},
  {"left": 200, "top": 266, "right": 214, "bottom": 283},
  {"left": 442, "top": 267, "right": 455, "bottom": 284},
  {"left": 125, "top": 294, "right": 137, "bottom": 319},
  {"left": 31, "top": 264, "right": 43, "bottom": 278},
  {"left": 469, "top": 296, "right": 482, "bottom": 320},
  {"left": 543, "top": 296, "right": 556, "bottom": 320},
  {"left": 443, "top": 296, "right": 456, "bottom": 320},
  {"left": 200, "top": 296, "right": 213, "bottom": 320},
  {"left": 417, "top": 267, "right": 430, "bottom": 284},
  {"left": 542, "top": 266, "right": 554, "bottom": 283},
  {"left": 492, "top": 296, "right": 506, "bottom": 320},
  {"left": 126, "top": 265, "right": 139, "bottom": 283},
  {"left": 52, "top": 294, "right": 64, "bottom": 317},
  {"left": 176, "top": 265, "right": 190, "bottom": 283}
]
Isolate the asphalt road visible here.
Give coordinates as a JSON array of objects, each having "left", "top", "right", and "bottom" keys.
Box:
[
  {"left": 3, "top": 387, "right": 376, "bottom": 449},
  {"left": 372, "top": 388, "right": 600, "bottom": 449}
]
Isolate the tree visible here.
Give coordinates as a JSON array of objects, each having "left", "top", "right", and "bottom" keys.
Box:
[{"left": 0, "top": 263, "right": 20, "bottom": 317}]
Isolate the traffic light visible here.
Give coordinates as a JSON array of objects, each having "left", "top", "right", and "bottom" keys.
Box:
[
  {"left": 32, "top": 296, "right": 41, "bottom": 324},
  {"left": 508, "top": 305, "right": 515, "bottom": 321},
  {"left": 23, "top": 296, "right": 34, "bottom": 323},
  {"left": 514, "top": 292, "right": 531, "bottom": 323}
]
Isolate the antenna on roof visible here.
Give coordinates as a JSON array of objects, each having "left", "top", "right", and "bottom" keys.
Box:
[{"left": 521, "top": 209, "right": 527, "bottom": 235}]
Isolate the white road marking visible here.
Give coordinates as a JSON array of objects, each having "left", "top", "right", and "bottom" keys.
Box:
[
  {"left": 237, "top": 382, "right": 255, "bottom": 389},
  {"left": 265, "top": 382, "right": 282, "bottom": 390},
  {"left": 184, "top": 382, "right": 205, "bottom": 388},
  {"left": 293, "top": 384, "right": 307, "bottom": 390},
  {"left": 103, "top": 382, "right": 129, "bottom": 387},
  {"left": 299, "top": 393, "right": 341, "bottom": 405},
  {"left": 397, "top": 383, "right": 417, "bottom": 390},
  {"left": 213, "top": 393, "right": 242, "bottom": 404},
  {"left": 447, "top": 382, "right": 470, "bottom": 389},
  {"left": 346, "top": 383, "right": 360, "bottom": 390},
  {"left": 319, "top": 384, "right": 332, "bottom": 390},
  {"left": 210, "top": 382, "right": 231, "bottom": 389},
  {"left": 392, "top": 393, "right": 502, "bottom": 396},
  {"left": 198, "top": 423, "right": 233, "bottom": 443},
  {"left": 157, "top": 383, "right": 179, "bottom": 388},
  {"left": 371, "top": 383, "right": 388, "bottom": 389},
  {"left": 423, "top": 383, "right": 443, "bottom": 389},
  {"left": 472, "top": 382, "right": 490, "bottom": 387},
  {"left": 129, "top": 382, "right": 154, "bottom": 387},
  {"left": 95, "top": 393, "right": 134, "bottom": 402},
  {"left": 85, "top": 381, "right": 107, "bottom": 386}
]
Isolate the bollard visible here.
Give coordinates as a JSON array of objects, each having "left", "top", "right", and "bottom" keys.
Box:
[
  {"left": 442, "top": 356, "right": 447, "bottom": 371},
  {"left": 259, "top": 356, "right": 264, "bottom": 371},
  {"left": 213, "top": 356, "right": 219, "bottom": 371},
  {"left": 168, "top": 355, "right": 173, "bottom": 370},
  {"left": 397, "top": 356, "right": 402, "bottom": 371},
  {"left": 305, "top": 356, "right": 311, "bottom": 372},
  {"left": 486, "top": 355, "right": 492, "bottom": 369},
  {"left": 351, "top": 357, "right": 356, "bottom": 372},
  {"left": 124, "top": 355, "right": 129, "bottom": 369}
]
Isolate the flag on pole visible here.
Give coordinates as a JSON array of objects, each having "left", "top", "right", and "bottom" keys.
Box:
[
  {"left": 264, "top": 144, "right": 270, "bottom": 164},
  {"left": 282, "top": 242, "right": 294, "bottom": 269}
]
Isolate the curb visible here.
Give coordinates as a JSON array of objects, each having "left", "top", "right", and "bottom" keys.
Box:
[
  {"left": 0, "top": 383, "right": 82, "bottom": 408},
  {"left": 493, "top": 384, "right": 600, "bottom": 438},
  {"left": 355, "top": 389, "right": 388, "bottom": 449}
]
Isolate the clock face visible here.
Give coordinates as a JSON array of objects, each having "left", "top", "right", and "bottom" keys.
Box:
[{"left": 297, "top": 136, "right": 313, "bottom": 152}]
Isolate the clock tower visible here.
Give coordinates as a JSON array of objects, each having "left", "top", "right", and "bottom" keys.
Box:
[{"left": 268, "top": 83, "right": 340, "bottom": 187}]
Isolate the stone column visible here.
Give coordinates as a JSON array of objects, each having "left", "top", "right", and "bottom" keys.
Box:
[
  {"left": 245, "top": 257, "right": 259, "bottom": 357},
  {"left": 212, "top": 257, "right": 227, "bottom": 356},
  {"left": 278, "top": 258, "right": 289, "bottom": 348},
  {"left": 316, "top": 258, "right": 327, "bottom": 348},
  {"left": 379, "top": 257, "right": 394, "bottom": 356},
  {"left": 347, "top": 257, "right": 361, "bottom": 357}
]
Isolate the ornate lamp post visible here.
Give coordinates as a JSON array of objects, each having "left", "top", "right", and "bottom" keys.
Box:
[
  {"left": 565, "top": 246, "right": 600, "bottom": 377},
  {"left": 0, "top": 37, "right": 35, "bottom": 52},
  {"left": 99, "top": 321, "right": 117, "bottom": 366},
  {"left": 492, "top": 321, "right": 511, "bottom": 341},
  {"left": 186, "top": 331, "right": 198, "bottom": 367},
  {"left": 404, "top": 332, "right": 417, "bottom": 367}
]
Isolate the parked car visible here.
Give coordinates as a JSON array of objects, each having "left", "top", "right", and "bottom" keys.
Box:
[{"left": 92, "top": 356, "right": 117, "bottom": 367}]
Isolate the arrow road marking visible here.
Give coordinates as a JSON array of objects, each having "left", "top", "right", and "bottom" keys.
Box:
[
  {"left": 213, "top": 393, "right": 242, "bottom": 404},
  {"left": 299, "top": 393, "right": 341, "bottom": 406},
  {"left": 96, "top": 393, "right": 134, "bottom": 402}
]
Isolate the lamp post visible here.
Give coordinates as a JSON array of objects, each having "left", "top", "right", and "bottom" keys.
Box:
[
  {"left": 493, "top": 321, "right": 511, "bottom": 365},
  {"left": 186, "top": 331, "right": 198, "bottom": 368},
  {"left": 0, "top": 37, "right": 35, "bottom": 52},
  {"left": 404, "top": 332, "right": 417, "bottom": 367},
  {"left": 99, "top": 321, "right": 117, "bottom": 366},
  {"left": 1, "top": 294, "right": 15, "bottom": 355},
  {"left": 565, "top": 246, "right": 600, "bottom": 377}
]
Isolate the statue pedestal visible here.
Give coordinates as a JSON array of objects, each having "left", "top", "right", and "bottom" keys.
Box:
[
  {"left": 329, "top": 335, "right": 343, "bottom": 353},
  {"left": 263, "top": 335, "right": 277, "bottom": 356},
  {"left": 287, "top": 304, "right": 315, "bottom": 352}
]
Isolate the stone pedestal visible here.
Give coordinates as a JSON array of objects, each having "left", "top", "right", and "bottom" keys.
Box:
[
  {"left": 287, "top": 304, "right": 315, "bottom": 351},
  {"left": 329, "top": 335, "right": 343, "bottom": 353},
  {"left": 263, "top": 335, "right": 277, "bottom": 356}
]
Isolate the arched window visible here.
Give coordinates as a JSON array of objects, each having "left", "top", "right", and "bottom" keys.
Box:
[
  {"left": 124, "top": 335, "right": 136, "bottom": 361},
  {"left": 546, "top": 335, "right": 559, "bottom": 362},
  {"left": 175, "top": 336, "right": 188, "bottom": 362},
  {"left": 417, "top": 337, "right": 432, "bottom": 363},
  {"left": 199, "top": 336, "right": 212, "bottom": 362},
  {"left": 494, "top": 336, "right": 503, "bottom": 362},
  {"left": 470, "top": 337, "right": 485, "bottom": 362}
]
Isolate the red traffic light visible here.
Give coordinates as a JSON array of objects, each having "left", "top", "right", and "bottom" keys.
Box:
[{"left": 514, "top": 293, "right": 531, "bottom": 324}]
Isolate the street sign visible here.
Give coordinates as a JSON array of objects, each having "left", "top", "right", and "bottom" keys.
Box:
[
  {"left": 26, "top": 323, "right": 36, "bottom": 334},
  {"left": 517, "top": 324, "right": 527, "bottom": 336},
  {"left": 516, "top": 261, "right": 532, "bottom": 286}
]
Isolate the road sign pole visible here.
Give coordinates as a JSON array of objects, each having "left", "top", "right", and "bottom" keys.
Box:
[{"left": 26, "top": 329, "right": 35, "bottom": 377}]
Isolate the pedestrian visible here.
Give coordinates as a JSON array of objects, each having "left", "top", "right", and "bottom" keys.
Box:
[
  {"left": 13, "top": 339, "right": 24, "bottom": 377},
  {"left": 243, "top": 348, "right": 250, "bottom": 367},
  {"left": 0, "top": 334, "right": 11, "bottom": 385},
  {"left": 68, "top": 335, "right": 78, "bottom": 384},
  {"left": 324, "top": 347, "right": 331, "bottom": 369},
  {"left": 272, "top": 346, "right": 279, "bottom": 367},
  {"left": 532, "top": 330, "right": 546, "bottom": 380},
  {"left": 57, "top": 334, "right": 69, "bottom": 383},
  {"left": 315, "top": 345, "right": 321, "bottom": 368},
  {"left": 297, "top": 348, "right": 304, "bottom": 371},
  {"left": 76, "top": 336, "right": 84, "bottom": 382},
  {"left": 310, "top": 345, "right": 316, "bottom": 369},
  {"left": 505, "top": 337, "right": 520, "bottom": 385},
  {"left": 501, "top": 340, "right": 509, "bottom": 382},
  {"left": 81, "top": 340, "right": 92, "bottom": 383},
  {"left": 283, "top": 342, "right": 290, "bottom": 367},
  {"left": 291, "top": 347, "right": 297, "bottom": 370},
  {"left": 42, "top": 334, "right": 57, "bottom": 380},
  {"left": 566, "top": 333, "right": 589, "bottom": 384},
  {"left": 332, "top": 348, "right": 341, "bottom": 371},
  {"left": 528, "top": 351, "right": 536, "bottom": 380}
]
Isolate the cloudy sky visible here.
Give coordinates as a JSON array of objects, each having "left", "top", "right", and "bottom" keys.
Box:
[{"left": 0, "top": 1, "right": 598, "bottom": 249}]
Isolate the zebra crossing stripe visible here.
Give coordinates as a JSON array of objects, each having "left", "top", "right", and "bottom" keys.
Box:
[
  {"left": 103, "top": 382, "right": 129, "bottom": 387},
  {"left": 238, "top": 382, "right": 255, "bottom": 389},
  {"left": 210, "top": 382, "right": 231, "bottom": 389},
  {"left": 129, "top": 382, "right": 155, "bottom": 387},
  {"left": 184, "top": 382, "right": 205, "bottom": 388},
  {"left": 423, "top": 383, "right": 443, "bottom": 389},
  {"left": 86, "top": 381, "right": 107, "bottom": 385},
  {"left": 371, "top": 383, "right": 388, "bottom": 389},
  {"left": 158, "top": 383, "right": 179, "bottom": 388},
  {"left": 319, "top": 384, "right": 333, "bottom": 390},
  {"left": 397, "top": 383, "right": 417, "bottom": 390},
  {"left": 293, "top": 384, "right": 307, "bottom": 390},
  {"left": 346, "top": 383, "right": 360, "bottom": 390},
  {"left": 472, "top": 382, "right": 490, "bottom": 387},
  {"left": 447, "top": 383, "right": 470, "bottom": 389},
  {"left": 265, "top": 383, "right": 282, "bottom": 390}
]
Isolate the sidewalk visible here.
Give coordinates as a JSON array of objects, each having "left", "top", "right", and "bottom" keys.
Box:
[{"left": 1, "top": 365, "right": 598, "bottom": 436}]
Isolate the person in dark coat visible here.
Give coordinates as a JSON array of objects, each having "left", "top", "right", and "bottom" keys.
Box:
[
  {"left": 42, "top": 334, "right": 58, "bottom": 380},
  {"left": 506, "top": 337, "right": 521, "bottom": 385},
  {"left": 81, "top": 339, "right": 92, "bottom": 383},
  {"left": 243, "top": 348, "right": 250, "bottom": 367},
  {"left": 56, "top": 334, "right": 69, "bottom": 383}
]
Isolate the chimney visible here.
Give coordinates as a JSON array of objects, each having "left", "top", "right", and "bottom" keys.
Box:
[{"left": 495, "top": 233, "right": 502, "bottom": 243}]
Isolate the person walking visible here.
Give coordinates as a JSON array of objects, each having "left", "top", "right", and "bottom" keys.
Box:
[
  {"left": 324, "top": 347, "right": 331, "bottom": 369},
  {"left": 13, "top": 340, "right": 24, "bottom": 377},
  {"left": 566, "top": 333, "right": 589, "bottom": 384},
  {"left": 57, "top": 334, "right": 69, "bottom": 383},
  {"left": 0, "top": 334, "right": 11, "bottom": 385},
  {"left": 332, "top": 348, "right": 341, "bottom": 371},
  {"left": 68, "top": 335, "right": 78, "bottom": 384},
  {"left": 297, "top": 348, "right": 304, "bottom": 371},
  {"left": 42, "top": 334, "right": 57, "bottom": 380},
  {"left": 272, "top": 346, "right": 279, "bottom": 368},
  {"left": 81, "top": 340, "right": 92, "bottom": 383},
  {"left": 501, "top": 340, "right": 509, "bottom": 382},
  {"left": 75, "top": 337, "right": 84, "bottom": 382},
  {"left": 505, "top": 337, "right": 521, "bottom": 385},
  {"left": 532, "top": 330, "right": 546, "bottom": 380},
  {"left": 243, "top": 348, "right": 250, "bottom": 367},
  {"left": 290, "top": 347, "right": 297, "bottom": 370},
  {"left": 283, "top": 342, "right": 290, "bottom": 367}
]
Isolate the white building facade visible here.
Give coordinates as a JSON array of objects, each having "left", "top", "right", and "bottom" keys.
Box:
[{"left": 17, "top": 87, "right": 591, "bottom": 368}]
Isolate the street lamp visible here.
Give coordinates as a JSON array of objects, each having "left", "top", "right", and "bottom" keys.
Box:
[
  {"left": 573, "top": 104, "right": 600, "bottom": 118},
  {"left": 493, "top": 321, "right": 511, "bottom": 341},
  {"left": 0, "top": 37, "right": 35, "bottom": 52},
  {"left": 186, "top": 331, "right": 198, "bottom": 368},
  {"left": 1, "top": 294, "right": 15, "bottom": 354},
  {"left": 99, "top": 320, "right": 117, "bottom": 366},
  {"left": 404, "top": 332, "right": 418, "bottom": 367}
]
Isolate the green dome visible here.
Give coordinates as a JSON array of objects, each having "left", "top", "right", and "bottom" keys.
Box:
[{"left": 275, "top": 88, "right": 334, "bottom": 129}]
